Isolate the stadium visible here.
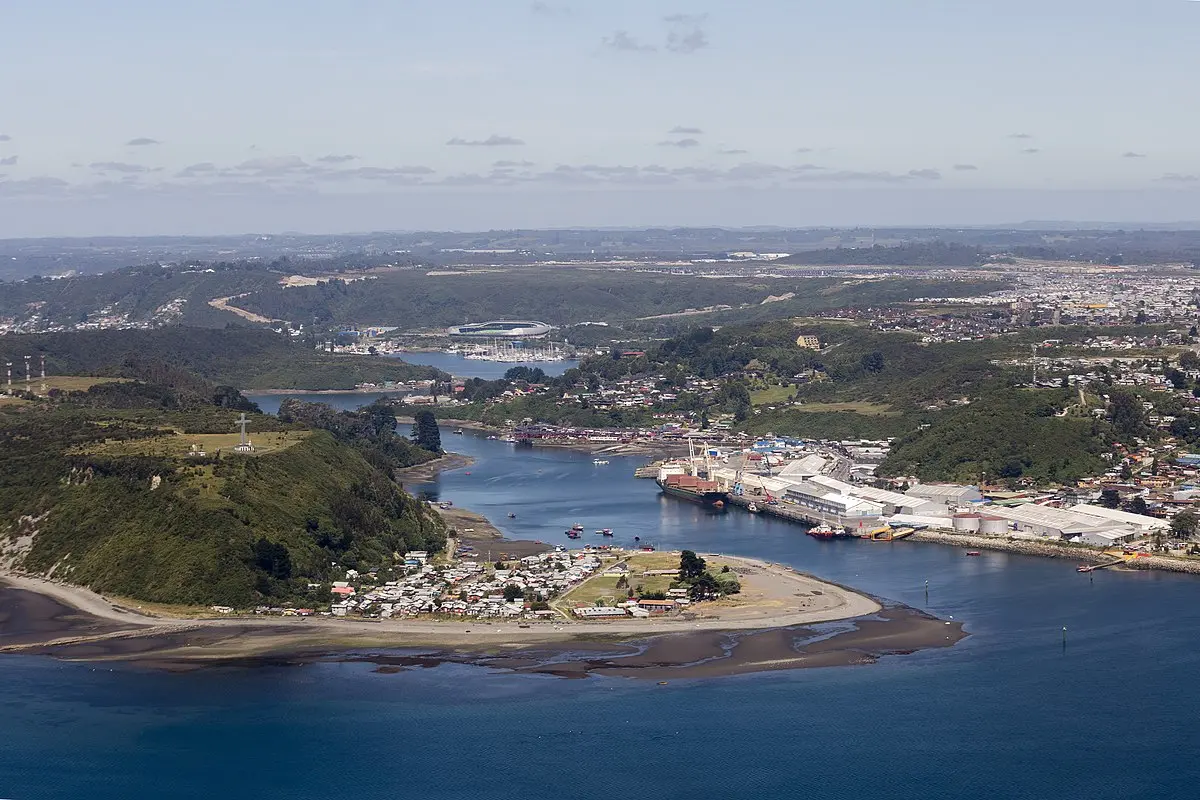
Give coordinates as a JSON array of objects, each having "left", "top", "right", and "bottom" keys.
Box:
[{"left": 447, "top": 320, "right": 552, "bottom": 338}]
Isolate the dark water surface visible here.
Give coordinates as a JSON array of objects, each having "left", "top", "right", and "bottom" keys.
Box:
[{"left": 4, "top": 410, "right": 1200, "bottom": 799}]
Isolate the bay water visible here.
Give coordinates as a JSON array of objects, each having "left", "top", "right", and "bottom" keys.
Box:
[{"left": 4, "top": 402, "right": 1199, "bottom": 799}]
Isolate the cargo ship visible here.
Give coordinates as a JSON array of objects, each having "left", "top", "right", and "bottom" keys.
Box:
[{"left": 656, "top": 472, "right": 727, "bottom": 506}]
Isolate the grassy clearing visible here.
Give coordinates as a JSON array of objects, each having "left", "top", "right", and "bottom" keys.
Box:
[
  {"left": 34, "top": 376, "right": 130, "bottom": 395},
  {"left": 750, "top": 385, "right": 795, "bottom": 406},
  {"left": 84, "top": 430, "right": 311, "bottom": 458},
  {"left": 791, "top": 401, "right": 897, "bottom": 415},
  {"left": 553, "top": 551, "right": 739, "bottom": 613}
]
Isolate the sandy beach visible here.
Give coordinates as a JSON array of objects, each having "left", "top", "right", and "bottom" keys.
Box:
[{"left": 0, "top": 554, "right": 966, "bottom": 678}]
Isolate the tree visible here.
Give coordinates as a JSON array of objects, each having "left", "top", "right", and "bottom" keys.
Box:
[
  {"left": 411, "top": 409, "right": 442, "bottom": 453},
  {"left": 1135, "top": 310, "right": 1148, "bottom": 324},
  {"left": 861, "top": 350, "right": 885, "bottom": 374},
  {"left": 678, "top": 550, "right": 707, "bottom": 582},
  {"left": 1108, "top": 390, "right": 1145, "bottom": 438},
  {"left": 1167, "top": 369, "right": 1190, "bottom": 390},
  {"left": 1098, "top": 488, "right": 1121, "bottom": 509},
  {"left": 1125, "top": 496, "right": 1149, "bottom": 516},
  {"left": 1181, "top": 350, "right": 1200, "bottom": 371},
  {"left": 502, "top": 584, "right": 523, "bottom": 602},
  {"left": 1170, "top": 510, "right": 1199, "bottom": 540},
  {"left": 688, "top": 572, "right": 720, "bottom": 601}
]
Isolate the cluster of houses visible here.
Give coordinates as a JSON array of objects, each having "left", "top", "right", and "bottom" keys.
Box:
[{"left": 328, "top": 548, "right": 605, "bottom": 621}]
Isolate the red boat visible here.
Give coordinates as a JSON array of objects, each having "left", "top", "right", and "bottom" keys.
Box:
[
  {"left": 807, "top": 524, "right": 837, "bottom": 540},
  {"left": 966, "top": 551, "right": 981, "bottom": 557}
]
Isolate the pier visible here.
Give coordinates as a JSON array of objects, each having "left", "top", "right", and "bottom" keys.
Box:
[{"left": 723, "top": 493, "right": 879, "bottom": 534}]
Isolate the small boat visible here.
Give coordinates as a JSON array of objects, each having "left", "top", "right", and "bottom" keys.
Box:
[
  {"left": 807, "top": 523, "right": 837, "bottom": 540},
  {"left": 571, "top": 524, "right": 584, "bottom": 532},
  {"left": 966, "top": 551, "right": 982, "bottom": 557},
  {"left": 641, "top": 546, "right": 656, "bottom": 552},
  {"left": 454, "top": 428, "right": 464, "bottom": 435},
  {"left": 602, "top": 528, "right": 614, "bottom": 536},
  {"left": 592, "top": 459, "right": 609, "bottom": 465},
  {"left": 566, "top": 530, "right": 581, "bottom": 539},
  {"left": 486, "top": 435, "right": 498, "bottom": 440},
  {"left": 747, "top": 502, "right": 759, "bottom": 513},
  {"left": 634, "top": 536, "right": 641, "bottom": 542},
  {"left": 507, "top": 512, "right": 517, "bottom": 519}
]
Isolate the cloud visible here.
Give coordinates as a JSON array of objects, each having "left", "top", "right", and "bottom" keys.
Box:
[
  {"left": 0, "top": 156, "right": 17, "bottom": 166},
  {"left": 530, "top": 1, "right": 570, "bottom": 14},
  {"left": 0, "top": 134, "right": 10, "bottom": 143},
  {"left": 602, "top": 30, "right": 656, "bottom": 52},
  {"left": 1020, "top": 148, "right": 1040, "bottom": 155},
  {"left": 1122, "top": 151, "right": 1147, "bottom": 159},
  {"left": 233, "top": 155, "right": 312, "bottom": 175},
  {"left": 125, "top": 137, "right": 161, "bottom": 146},
  {"left": 1158, "top": 173, "right": 1200, "bottom": 183},
  {"left": 795, "top": 147, "right": 814, "bottom": 154},
  {"left": 326, "top": 166, "right": 436, "bottom": 182},
  {"left": 669, "top": 126, "right": 703, "bottom": 135},
  {"left": 90, "top": 161, "right": 153, "bottom": 173},
  {"left": 446, "top": 134, "right": 526, "bottom": 146},
  {"left": 664, "top": 14, "right": 709, "bottom": 54},
  {"left": 791, "top": 169, "right": 941, "bottom": 184},
  {"left": 493, "top": 160, "right": 536, "bottom": 168},
  {"left": 657, "top": 138, "right": 701, "bottom": 148},
  {"left": 717, "top": 148, "right": 748, "bottom": 155},
  {"left": 953, "top": 164, "right": 978, "bottom": 171},
  {"left": 0, "top": 176, "right": 70, "bottom": 197},
  {"left": 316, "top": 154, "right": 359, "bottom": 164},
  {"left": 1008, "top": 133, "right": 1034, "bottom": 140},
  {"left": 175, "top": 162, "right": 218, "bottom": 178}
]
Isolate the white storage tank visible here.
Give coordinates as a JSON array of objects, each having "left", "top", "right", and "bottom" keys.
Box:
[
  {"left": 979, "top": 516, "right": 1010, "bottom": 536},
  {"left": 952, "top": 513, "right": 982, "bottom": 533}
]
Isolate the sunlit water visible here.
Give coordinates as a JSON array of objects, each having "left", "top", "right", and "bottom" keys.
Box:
[{"left": 5, "top": 399, "right": 1199, "bottom": 799}]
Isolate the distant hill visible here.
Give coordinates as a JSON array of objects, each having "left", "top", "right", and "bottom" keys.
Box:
[{"left": 0, "top": 328, "right": 447, "bottom": 390}]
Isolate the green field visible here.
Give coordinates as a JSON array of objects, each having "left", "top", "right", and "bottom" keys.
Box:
[{"left": 82, "top": 429, "right": 311, "bottom": 458}]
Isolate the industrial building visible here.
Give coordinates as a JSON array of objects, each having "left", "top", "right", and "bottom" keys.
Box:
[
  {"left": 908, "top": 483, "right": 985, "bottom": 507},
  {"left": 447, "top": 320, "right": 552, "bottom": 338}
]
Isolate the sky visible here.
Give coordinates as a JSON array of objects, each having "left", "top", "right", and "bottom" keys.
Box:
[{"left": 4, "top": 0, "right": 1200, "bottom": 236}]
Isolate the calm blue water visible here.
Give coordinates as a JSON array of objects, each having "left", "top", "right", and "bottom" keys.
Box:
[
  {"left": 391, "top": 351, "right": 579, "bottom": 379},
  {"left": 5, "top": 419, "right": 1200, "bottom": 799}
]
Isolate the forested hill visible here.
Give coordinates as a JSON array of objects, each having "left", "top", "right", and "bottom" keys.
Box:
[
  {"left": 0, "top": 388, "right": 444, "bottom": 607},
  {"left": 0, "top": 328, "right": 447, "bottom": 390}
]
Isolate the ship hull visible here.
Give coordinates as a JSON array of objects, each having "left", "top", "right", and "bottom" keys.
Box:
[{"left": 657, "top": 481, "right": 727, "bottom": 507}]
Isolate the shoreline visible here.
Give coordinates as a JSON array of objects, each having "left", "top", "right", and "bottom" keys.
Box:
[
  {"left": 0, "top": 553, "right": 965, "bottom": 678},
  {"left": 907, "top": 530, "right": 1200, "bottom": 575}
]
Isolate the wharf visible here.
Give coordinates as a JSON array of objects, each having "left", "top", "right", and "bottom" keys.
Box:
[
  {"left": 724, "top": 493, "right": 876, "bottom": 532},
  {"left": 634, "top": 461, "right": 664, "bottom": 479}
]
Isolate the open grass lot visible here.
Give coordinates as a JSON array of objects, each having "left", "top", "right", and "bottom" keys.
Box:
[
  {"left": 791, "top": 401, "right": 898, "bottom": 415},
  {"left": 750, "top": 385, "right": 795, "bottom": 406},
  {"left": 31, "top": 376, "right": 130, "bottom": 395},
  {"left": 553, "top": 551, "right": 739, "bottom": 614},
  {"left": 0, "top": 395, "right": 27, "bottom": 406},
  {"left": 84, "top": 430, "right": 311, "bottom": 458}
]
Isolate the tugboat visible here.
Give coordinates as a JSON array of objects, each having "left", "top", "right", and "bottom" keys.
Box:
[
  {"left": 571, "top": 523, "right": 585, "bottom": 533},
  {"left": 966, "top": 551, "right": 982, "bottom": 557},
  {"left": 807, "top": 523, "right": 838, "bottom": 540}
]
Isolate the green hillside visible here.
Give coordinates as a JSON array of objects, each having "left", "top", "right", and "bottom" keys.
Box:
[
  {"left": 0, "top": 387, "right": 444, "bottom": 607},
  {"left": 0, "top": 328, "right": 447, "bottom": 390}
]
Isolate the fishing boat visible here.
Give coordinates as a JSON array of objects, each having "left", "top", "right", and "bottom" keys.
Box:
[
  {"left": 454, "top": 428, "right": 464, "bottom": 435},
  {"left": 566, "top": 530, "right": 581, "bottom": 539},
  {"left": 966, "top": 551, "right": 982, "bottom": 557},
  {"left": 571, "top": 523, "right": 584, "bottom": 532},
  {"left": 592, "top": 459, "right": 609, "bottom": 465},
  {"left": 507, "top": 512, "right": 517, "bottom": 519}
]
